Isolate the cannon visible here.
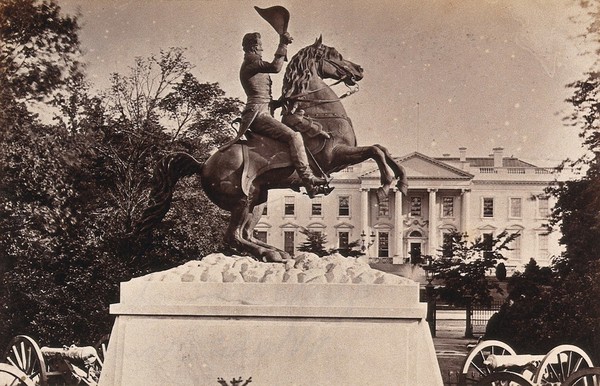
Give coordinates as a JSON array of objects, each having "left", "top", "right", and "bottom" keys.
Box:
[
  {"left": 561, "top": 366, "right": 600, "bottom": 386},
  {"left": 2, "top": 335, "right": 108, "bottom": 386},
  {"left": 459, "top": 339, "right": 594, "bottom": 385}
]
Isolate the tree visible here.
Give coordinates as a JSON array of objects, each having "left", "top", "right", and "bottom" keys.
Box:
[
  {"left": 333, "top": 240, "right": 365, "bottom": 257},
  {"left": 431, "top": 231, "right": 519, "bottom": 307},
  {"left": 0, "top": 2, "right": 241, "bottom": 349},
  {"left": 297, "top": 228, "right": 329, "bottom": 257},
  {"left": 0, "top": 0, "right": 82, "bottom": 104},
  {"left": 484, "top": 1, "right": 600, "bottom": 360},
  {"left": 0, "top": 0, "right": 111, "bottom": 348},
  {"left": 495, "top": 262, "right": 507, "bottom": 281}
]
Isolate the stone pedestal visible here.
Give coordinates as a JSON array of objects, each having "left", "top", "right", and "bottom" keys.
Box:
[{"left": 99, "top": 254, "right": 443, "bottom": 386}]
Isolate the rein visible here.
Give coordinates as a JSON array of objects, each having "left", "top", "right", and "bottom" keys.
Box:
[{"left": 283, "top": 57, "right": 360, "bottom": 105}]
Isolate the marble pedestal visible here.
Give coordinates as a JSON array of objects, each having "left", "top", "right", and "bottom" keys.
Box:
[{"left": 99, "top": 258, "right": 442, "bottom": 385}]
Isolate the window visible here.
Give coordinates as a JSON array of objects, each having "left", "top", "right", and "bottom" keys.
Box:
[
  {"left": 538, "top": 233, "right": 549, "bottom": 260},
  {"left": 509, "top": 198, "right": 522, "bottom": 218},
  {"left": 442, "top": 197, "right": 454, "bottom": 217},
  {"left": 538, "top": 197, "right": 549, "bottom": 218},
  {"left": 284, "top": 231, "right": 295, "bottom": 255},
  {"left": 482, "top": 197, "right": 494, "bottom": 218},
  {"left": 482, "top": 233, "right": 493, "bottom": 259},
  {"left": 253, "top": 230, "right": 267, "bottom": 243},
  {"left": 507, "top": 235, "right": 521, "bottom": 261},
  {"left": 378, "top": 195, "right": 389, "bottom": 217},
  {"left": 338, "top": 196, "right": 350, "bottom": 216},
  {"left": 442, "top": 232, "right": 458, "bottom": 257},
  {"left": 311, "top": 197, "right": 322, "bottom": 216},
  {"left": 338, "top": 231, "right": 349, "bottom": 249},
  {"left": 262, "top": 204, "right": 267, "bottom": 216},
  {"left": 284, "top": 196, "right": 295, "bottom": 216},
  {"left": 378, "top": 232, "right": 389, "bottom": 257},
  {"left": 410, "top": 197, "right": 422, "bottom": 217}
]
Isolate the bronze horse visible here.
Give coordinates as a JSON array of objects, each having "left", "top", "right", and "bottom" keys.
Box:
[{"left": 137, "top": 37, "right": 407, "bottom": 262}]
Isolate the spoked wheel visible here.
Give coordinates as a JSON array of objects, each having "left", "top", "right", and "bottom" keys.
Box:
[
  {"left": 563, "top": 367, "right": 600, "bottom": 386},
  {"left": 93, "top": 334, "right": 110, "bottom": 368},
  {"left": 476, "top": 371, "right": 534, "bottom": 386},
  {"left": 3, "top": 335, "right": 48, "bottom": 385},
  {"left": 532, "top": 344, "right": 594, "bottom": 386},
  {"left": 91, "top": 334, "right": 110, "bottom": 382},
  {"left": 0, "top": 363, "right": 36, "bottom": 386},
  {"left": 460, "top": 340, "right": 518, "bottom": 384}
]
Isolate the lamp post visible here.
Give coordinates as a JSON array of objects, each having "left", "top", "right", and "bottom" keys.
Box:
[
  {"left": 422, "top": 255, "right": 436, "bottom": 337},
  {"left": 360, "top": 230, "right": 376, "bottom": 252}
]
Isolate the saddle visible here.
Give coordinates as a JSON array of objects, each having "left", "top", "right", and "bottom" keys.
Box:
[{"left": 236, "top": 131, "right": 326, "bottom": 196}]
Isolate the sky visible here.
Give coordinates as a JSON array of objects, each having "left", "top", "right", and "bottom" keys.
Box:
[{"left": 58, "top": 0, "right": 596, "bottom": 166}]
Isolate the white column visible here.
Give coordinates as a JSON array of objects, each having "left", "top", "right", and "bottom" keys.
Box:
[
  {"left": 393, "top": 188, "right": 404, "bottom": 264},
  {"left": 428, "top": 189, "right": 437, "bottom": 255},
  {"left": 360, "top": 188, "right": 369, "bottom": 236},
  {"left": 461, "top": 189, "right": 471, "bottom": 238}
]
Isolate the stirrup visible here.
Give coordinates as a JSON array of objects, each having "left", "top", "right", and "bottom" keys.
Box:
[{"left": 305, "top": 184, "right": 334, "bottom": 198}]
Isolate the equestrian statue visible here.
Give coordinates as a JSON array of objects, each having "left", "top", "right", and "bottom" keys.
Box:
[{"left": 136, "top": 6, "right": 408, "bottom": 262}]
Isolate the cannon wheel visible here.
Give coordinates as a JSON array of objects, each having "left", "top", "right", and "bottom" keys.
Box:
[
  {"left": 562, "top": 367, "right": 600, "bottom": 386},
  {"left": 476, "top": 371, "right": 534, "bottom": 386},
  {"left": 93, "top": 334, "right": 110, "bottom": 369},
  {"left": 3, "top": 335, "right": 48, "bottom": 385},
  {"left": 0, "top": 363, "right": 36, "bottom": 386},
  {"left": 531, "top": 344, "right": 594, "bottom": 385},
  {"left": 460, "top": 340, "right": 518, "bottom": 384}
]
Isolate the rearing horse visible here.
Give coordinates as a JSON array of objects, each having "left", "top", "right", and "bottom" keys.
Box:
[{"left": 137, "top": 36, "right": 407, "bottom": 262}]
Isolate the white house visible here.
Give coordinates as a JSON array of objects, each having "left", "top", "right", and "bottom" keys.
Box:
[{"left": 254, "top": 147, "right": 561, "bottom": 272}]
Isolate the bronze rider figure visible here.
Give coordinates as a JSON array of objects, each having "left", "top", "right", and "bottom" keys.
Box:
[{"left": 240, "top": 31, "right": 330, "bottom": 197}]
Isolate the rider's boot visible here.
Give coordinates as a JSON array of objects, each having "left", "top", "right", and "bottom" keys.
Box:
[{"left": 288, "top": 133, "right": 327, "bottom": 198}]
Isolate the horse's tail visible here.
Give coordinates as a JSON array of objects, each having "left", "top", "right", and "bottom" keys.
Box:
[{"left": 135, "top": 152, "right": 204, "bottom": 238}]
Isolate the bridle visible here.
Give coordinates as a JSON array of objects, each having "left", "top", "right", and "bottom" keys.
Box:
[{"left": 283, "top": 49, "right": 360, "bottom": 105}]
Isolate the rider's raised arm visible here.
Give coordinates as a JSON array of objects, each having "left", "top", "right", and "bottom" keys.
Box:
[
  {"left": 250, "top": 33, "right": 292, "bottom": 74},
  {"left": 252, "top": 44, "right": 286, "bottom": 73}
]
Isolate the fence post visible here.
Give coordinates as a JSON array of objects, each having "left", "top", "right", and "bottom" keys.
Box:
[
  {"left": 426, "top": 282, "right": 436, "bottom": 337},
  {"left": 464, "top": 295, "right": 474, "bottom": 338}
]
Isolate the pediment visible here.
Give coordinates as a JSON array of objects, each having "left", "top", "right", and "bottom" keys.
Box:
[{"left": 361, "top": 152, "right": 473, "bottom": 180}]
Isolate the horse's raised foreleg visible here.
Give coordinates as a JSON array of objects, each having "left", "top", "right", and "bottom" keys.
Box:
[
  {"left": 332, "top": 144, "right": 396, "bottom": 202},
  {"left": 226, "top": 198, "right": 287, "bottom": 263},
  {"left": 373, "top": 144, "right": 408, "bottom": 194}
]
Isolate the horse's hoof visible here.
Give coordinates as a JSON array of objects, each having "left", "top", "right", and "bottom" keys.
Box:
[
  {"left": 376, "top": 187, "right": 389, "bottom": 204},
  {"left": 398, "top": 182, "right": 408, "bottom": 195}
]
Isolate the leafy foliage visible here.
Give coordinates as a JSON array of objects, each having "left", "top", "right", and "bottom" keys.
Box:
[
  {"left": 297, "top": 228, "right": 329, "bottom": 257},
  {"left": 0, "top": 0, "right": 240, "bottom": 350},
  {"left": 495, "top": 262, "right": 507, "bottom": 281},
  {"left": 431, "top": 231, "right": 519, "bottom": 307},
  {"left": 0, "top": 0, "right": 81, "bottom": 102},
  {"left": 333, "top": 240, "right": 365, "bottom": 257}
]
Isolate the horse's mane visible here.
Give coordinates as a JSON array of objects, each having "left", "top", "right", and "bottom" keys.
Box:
[{"left": 281, "top": 43, "right": 328, "bottom": 114}]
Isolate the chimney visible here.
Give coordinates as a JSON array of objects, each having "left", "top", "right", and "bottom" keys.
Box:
[
  {"left": 493, "top": 147, "right": 504, "bottom": 168},
  {"left": 459, "top": 147, "right": 467, "bottom": 162}
]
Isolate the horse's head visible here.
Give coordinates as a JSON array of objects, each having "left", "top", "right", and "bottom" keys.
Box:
[{"left": 312, "top": 35, "right": 364, "bottom": 86}]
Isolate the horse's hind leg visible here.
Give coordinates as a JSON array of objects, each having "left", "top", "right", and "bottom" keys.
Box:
[
  {"left": 332, "top": 144, "right": 396, "bottom": 202},
  {"left": 226, "top": 198, "right": 286, "bottom": 263},
  {"left": 373, "top": 144, "right": 408, "bottom": 194},
  {"left": 242, "top": 202, "right": 291, "bottom": 261}
]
